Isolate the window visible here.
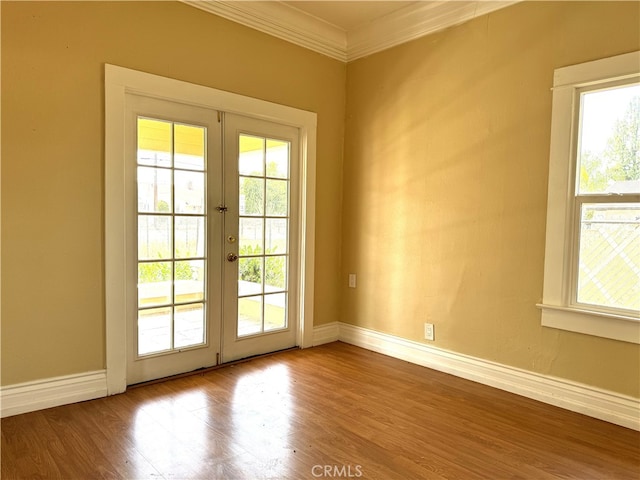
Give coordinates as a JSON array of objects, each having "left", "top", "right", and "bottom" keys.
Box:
[
  {"left": 237, "top": 135, "right": 291, "bottom": 337},
  {"left": 539, "top": 51, "right": 640, "bottom": 344},
  {"left": 136, "top": 118, "right": 208, "bottom": 355}
]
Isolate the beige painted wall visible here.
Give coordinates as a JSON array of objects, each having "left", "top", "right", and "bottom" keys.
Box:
[
  {"left": 3, "top": 0, "right": 638, "bottom": 400},
  {"left": 1, "top": 1, "right": 345, "bottom": 385},
  {"left": 342, "top": 1, "right": 640, "bottom": 397}
]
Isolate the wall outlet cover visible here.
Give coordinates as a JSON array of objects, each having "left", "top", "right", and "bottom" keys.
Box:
[{"left": 424, "top": 323, "right": 435, "bottom": 341}]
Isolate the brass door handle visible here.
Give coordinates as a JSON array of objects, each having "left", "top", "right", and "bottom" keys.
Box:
[{"left": 227, "top": 253, "right": 239, "bottom": 262}]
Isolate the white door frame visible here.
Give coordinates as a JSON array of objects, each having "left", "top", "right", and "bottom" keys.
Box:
[{"left": 105, "top": 64, "right": 317, "bottom": 395}]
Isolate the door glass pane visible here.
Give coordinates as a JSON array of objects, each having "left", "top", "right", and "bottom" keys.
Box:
[
  {"left": 238, "top": 257, "right": 263, "bottom": 296},
  {"left": 577, "top": 83, "right": 640, "bottom": 195},
  {"left": 264, "top": 293, "right": 286, "bottom": 331},
  {"left": 265, "top": 256, "right": 286, "bottom": 293},
  {"left": 175, "top": 216, "right": 205, "bottom": 258},
  {"left": 266, "top": 139, "right": 289, "bottom": 179},
  {"left": 138, "top": 262, "right": 172, "bottom": 307},
  {"left": 138, "top": 307, "right": 172, "bottom": 355},
  {"left": 174, "top": 124, "right": 205, "bottom": 171},
  {"left": 175, "top": 303, "right": 205, "bottom": 348},
  {"left": 138, "top": 167, "right": 172, "bottom": 213},
  {"left": 175, "top": 260, "right": 204, "bottom": 303},
  {"left": 239, "top": 218, "right": 263, "bottom": 254},
  {"left": 236, "top": 135, "right": 291, "bottom": 338},
  {"left": 266, "top": 219, "right": 287, "bottom": 254},
  {"left": 266, "top": 179, "right": 288, "bottom": 216},
  {"left": 137, "top": 116, "right": 207, "bottom": 357},
  {"left": 138, "top": 215, "right": 172, "bottom": 260},
  {"left": 239, "top": 177, "right": 264, "bottom": 216},
  {"left": 239, "top": 135, "right": 265, "bottom": 176},
  {"left": 175, "top": 170, "right": 205, "bottom": 214},
  {"left": 577, "top": 203, "right": 640, "bottom": 311},
  {"left": 238, "top": 296, "right": 263, "bottom": 337},
  {"left": 137, "top": 118, "right": 172, "bottom": 167}
]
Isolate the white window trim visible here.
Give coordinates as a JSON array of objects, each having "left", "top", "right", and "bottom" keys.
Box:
[
  {"left": 538, "top": 51, "right": 640, "bottom": 344},
  {"left": 105, "top": 64, "right": 317, "bottom": 394}
]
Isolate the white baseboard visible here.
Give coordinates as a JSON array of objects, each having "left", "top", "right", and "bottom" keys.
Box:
[
  {"left": 323, "top": 322, "right": 639, "bottom": 431},
  {"left": 312, "top": 321, "right": 340, "bottom": 346},
  {"left": 0, "top": 322, "right": 339, "bottom": 418},
  {"left": 1, "top": 370, "right": 108, "bottom": 418},
  {"left": 4, "top": 325, "right": 638, "bottom": 431}
]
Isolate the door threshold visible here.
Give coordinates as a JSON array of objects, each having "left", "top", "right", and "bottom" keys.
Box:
[{"left": 128, "top": 346, "right": 300, "bottom": 389}]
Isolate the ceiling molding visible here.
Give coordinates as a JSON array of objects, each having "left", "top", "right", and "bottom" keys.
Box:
[
  {"left": 183, "top": 0, "right": 348, "bottom": 62},
  {"left": 183, "top": 1, "right": 520, "bottom": 63},
  {"left": 347, "top": 1, "right": 519, "bottom": 61}
]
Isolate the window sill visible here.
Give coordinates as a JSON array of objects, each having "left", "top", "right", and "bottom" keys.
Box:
[{"left": 537, "top": 304, "right": 640, "bottom": 344}]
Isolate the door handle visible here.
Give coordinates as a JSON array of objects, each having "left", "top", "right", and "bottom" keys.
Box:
[{"left": 227, "top": 253, "right": 239, "bottom": 262}]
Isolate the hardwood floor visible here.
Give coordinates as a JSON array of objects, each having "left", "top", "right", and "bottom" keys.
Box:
[{"left": 2, "top": 342, "right": 639, "bottom": 479}]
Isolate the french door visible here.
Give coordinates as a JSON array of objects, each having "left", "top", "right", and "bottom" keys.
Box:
[
  {"left": 126, "top": 95, "right": 298, "bottom": 384},
  {"left": 222, "top": 114, "right": 299, "bottom": 363}
]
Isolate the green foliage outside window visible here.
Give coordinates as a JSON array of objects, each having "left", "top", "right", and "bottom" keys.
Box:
[
  {"left": 239, "top": 244, "right": 285, "bottom": 289},
  {"left": 139, "top": 259, "right": 194, "bottom": 283},
  {"left": 241, "top": 161, "right": 288, "bottom": 215},
  {"left": 580, "top": 96, "right": 640, "bottom": 192}
]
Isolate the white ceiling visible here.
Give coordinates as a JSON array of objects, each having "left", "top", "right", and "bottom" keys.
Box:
[
  {"left": 281, "top": 1, "right": 418, "bottom": 31},
  {"left": 184, "top": 1, "right": 519, "bottom": 62}
]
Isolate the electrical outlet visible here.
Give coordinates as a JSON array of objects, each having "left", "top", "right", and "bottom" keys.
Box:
[
  {"left": 424, "top": 323, "right": 435, "bottom": 341},
  {"left": 348, "top": 274, "right": 357, "bottom": 288}
]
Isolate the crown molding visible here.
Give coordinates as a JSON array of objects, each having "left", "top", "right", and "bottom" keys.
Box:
[
  {"left": 348, "top": 1, "right": 519, "bottom": 61},
  {"left": 182, "top": 1, "right": 520, "bottom": 63},
  {"left": 183, "top": 0, "right": 348, "bottom": 62}
]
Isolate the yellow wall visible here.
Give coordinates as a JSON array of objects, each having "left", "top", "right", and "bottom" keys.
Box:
[
  {"left": 1, "top": 1, "right": 345, "bottom": 385},
  {"left": 2, "top": 1, "right": 639, "bottom": 399},
  {"left": 343, "top": 1, "right": 640, "bottom": 397}
]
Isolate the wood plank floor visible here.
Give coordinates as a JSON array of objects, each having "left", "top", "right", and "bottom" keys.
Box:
[{"left": 2, "top": 342, "right": 639, "bottom": 479}]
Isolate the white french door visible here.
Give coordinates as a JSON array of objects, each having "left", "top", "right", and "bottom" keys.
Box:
[
  {"left": 222, "top": 114, "right": 299, "bottom": 363},
  {"left": 126, "top": 97, "right": 299, "bottom": 384},
  {"left": 125, "top": 95, "right": 222, "bottom": 384}
]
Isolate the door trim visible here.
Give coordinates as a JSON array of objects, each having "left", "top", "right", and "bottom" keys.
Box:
[{"left": 105, "top": 64, "right": 317, "bottom": 395}]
